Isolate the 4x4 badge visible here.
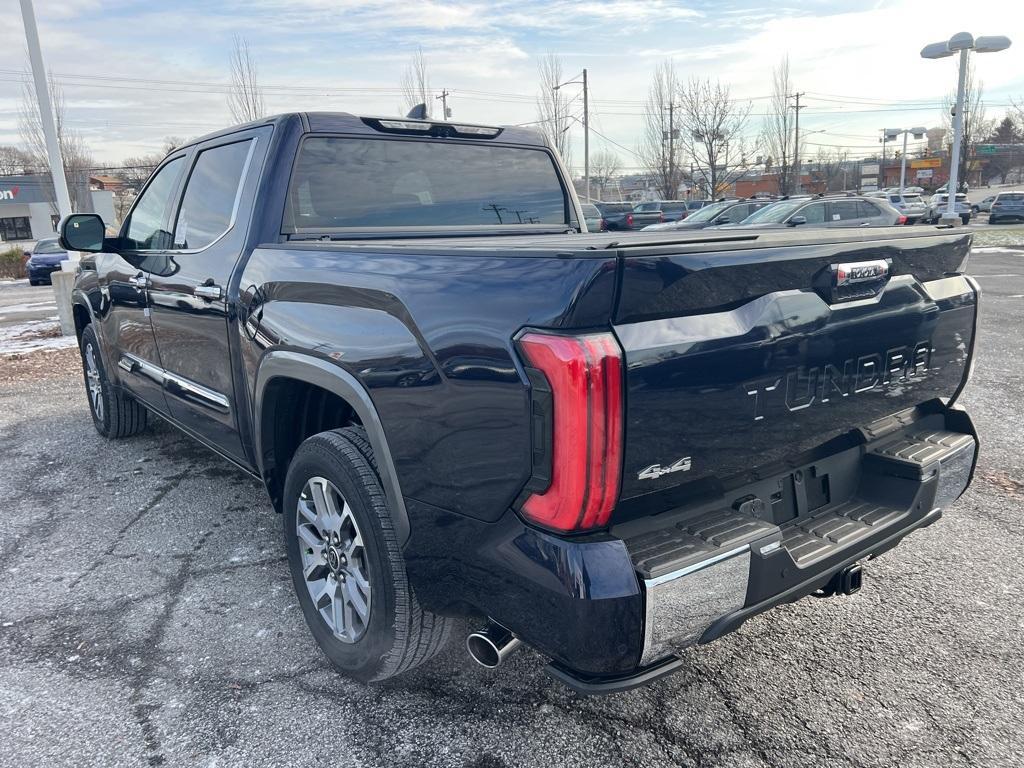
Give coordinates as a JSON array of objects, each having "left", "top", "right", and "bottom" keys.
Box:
[{"left": 638, "top": 457, "right": 692, "bottom": 481}]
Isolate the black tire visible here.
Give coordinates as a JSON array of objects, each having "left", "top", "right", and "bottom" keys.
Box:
[
  {"left": 989, "top": 216, "right": 998, "bottom": 225},
  {"left": 283, "top": 426, "right": 452, "bottom": 682},
  {"left": 79, "top": 324, "right": 148, "bottom": 438},
  {"left": 29, "top": 279, "right": 39, "bottom": 286},
  {"left": 961, "top": 215, "right": 970, "bottom": 225}
]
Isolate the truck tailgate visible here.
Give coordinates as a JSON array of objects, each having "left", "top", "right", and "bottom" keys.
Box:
[{"left": 611, "top": 229, "right": 976, "bottom": 512}]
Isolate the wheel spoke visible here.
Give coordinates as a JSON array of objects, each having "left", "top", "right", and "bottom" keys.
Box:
[{"left": 295, "top": 475, "right": 370, "bottom": 643}]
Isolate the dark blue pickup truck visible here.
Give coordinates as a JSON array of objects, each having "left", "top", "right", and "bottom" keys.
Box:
[{"left": 60, "top": 112, "right": 980, "bottom": 694}]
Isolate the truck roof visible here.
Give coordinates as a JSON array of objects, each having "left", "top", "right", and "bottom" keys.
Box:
[{"left": 179, "top": 111, "right": 549, "bottom": 152}]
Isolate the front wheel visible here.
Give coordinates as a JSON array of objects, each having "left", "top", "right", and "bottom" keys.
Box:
[
  {"left": 79, "top": 324, "right": 148, "bottom": 438},
  {"left": 283, "top": 427, "right": 452, "bottom": 682}
]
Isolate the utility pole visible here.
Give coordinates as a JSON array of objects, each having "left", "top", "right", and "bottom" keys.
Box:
[
  {"left": 436, "top": 89, "right": 451, "bottom": 120},
  {"left": 664, "top": 101, "right": 679, "bottom": 199},
  {"left": 582, "top": 68, "right": 589, "bottom": 203},
  {"left": 18, "top": 0, "right": 72, "bottom": 220},
  {"left": 790, "top": 92, "right": 805, "bottom": 194}
]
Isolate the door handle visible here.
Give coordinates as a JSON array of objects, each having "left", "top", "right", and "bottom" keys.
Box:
[
  {"left": 128, "top": 273, "right": 149, "bottom": 288},
  {"left": 194, "top": 283, "right": 223, "bottom": 300}
]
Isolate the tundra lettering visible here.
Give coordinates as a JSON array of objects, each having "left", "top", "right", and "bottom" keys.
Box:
[{"left": 745, "top": 340, "right": 934, "bottom": 421}]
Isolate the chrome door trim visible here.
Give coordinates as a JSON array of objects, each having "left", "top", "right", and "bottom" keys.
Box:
[{"left": 119, "top": 351, "right": 231, "bottom": 414}]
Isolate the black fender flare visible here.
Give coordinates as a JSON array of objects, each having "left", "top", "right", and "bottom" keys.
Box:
[{"left": 253, "top": 350, "right": 411, "bottom": 545}]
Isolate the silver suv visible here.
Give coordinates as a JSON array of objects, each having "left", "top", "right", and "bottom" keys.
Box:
[
  {"left": 989, "top": 191, "right": 1024, "bottom": 224},
  {"left": 724, "top": 195, "right": 903, "bottom": 229},
  {"left": 875, "top": 191, "right": 927, "bottom": 224},
  {"left": 925, "top": 193, "right": 971, "bottom": 225}
]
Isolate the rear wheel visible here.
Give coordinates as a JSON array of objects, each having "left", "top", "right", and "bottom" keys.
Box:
[
  {"left": 283, "top": 427, "right": 452, "bottom": 682},
  {"left": 79, "top": 324, "right": 148, "bottom": 438},
  {"left": 989, "top": 215, "right": 999, "bottom": 225},
  {"left": 29, "top": 278, "right": 39, "bottom": 286}
]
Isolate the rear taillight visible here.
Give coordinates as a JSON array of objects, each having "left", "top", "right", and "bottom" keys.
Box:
[
  {"left": 897, "top": 215, "right": 907, "bottom": 225},
  {"left": 599, "top": 218, "right": 607, "bottom": 231},
  {"left": 626, "top": 213, "right": 634, "bottom": 227},
  {"left": 516, "top": 331, "right": 623, "bottom": 532},
  {"left": 659, "top": 212, "right": 665, "bottom": 222}
]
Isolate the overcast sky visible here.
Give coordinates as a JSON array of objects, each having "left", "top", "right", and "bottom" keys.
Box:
[{"left": 3, "top": 0, "right": 1022, "bottom": 171}]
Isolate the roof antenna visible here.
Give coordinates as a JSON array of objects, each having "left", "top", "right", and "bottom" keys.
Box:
[{"left": 406, "top": 103, "right": 428, "bottom": 119}]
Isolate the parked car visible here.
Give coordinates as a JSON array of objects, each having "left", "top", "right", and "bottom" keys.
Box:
[
  {"left": 59, "top": 111, "right": 980, "bottom": 695},
  {"left": 723, "top": 195, "right": 903, "bottom": 229},
  {"left": 988, "top": 191, "right": 1024, "bottom": 223},
  {"left": 642, "top": 198, "right": 775, "bottom": 231},
  {"left": 633, "top": 200, "right": 689, "bottom": 223},
  {"left": 25, "top": 237, "right": 69, "bottom": 285},
  {"left": 580, "top": 202, "right": 604, "bottom": 232},
  {"left": 971, "top": 195, "right": 996, "bottom": 214},
  {"left": 925, "top": 193, "right": 971, "bottom": 225},
  {"left": 881, "top": 192, "right": 928, "bottom": 224},
  {"left": 595, "top": 201, "right": 660, "bottom": 230}
]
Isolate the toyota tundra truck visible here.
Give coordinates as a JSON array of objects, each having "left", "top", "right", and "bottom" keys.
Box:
[{"left": 60, "top": 112, "right": 980, "bottom": 694}]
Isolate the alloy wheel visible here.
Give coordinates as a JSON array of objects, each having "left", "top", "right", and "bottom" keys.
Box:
[
  {"left": 84, "top": 342, "right": 104, "bottom": 421},
  {"left": 296, "top": 476, "right": 371, "bottom": 643}
]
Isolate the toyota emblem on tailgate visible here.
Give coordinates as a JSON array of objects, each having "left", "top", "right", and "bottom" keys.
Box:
[{"left": 823, "top": 258, "right": 892, "bottom": 303}]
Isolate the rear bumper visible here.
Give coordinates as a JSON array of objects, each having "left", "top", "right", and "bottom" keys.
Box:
[
  {"left": 405, "top": 406, "right": 977, "bottom": 693},
  {"left": 550, "top": 405, "right": 978, "bottom": 693}
]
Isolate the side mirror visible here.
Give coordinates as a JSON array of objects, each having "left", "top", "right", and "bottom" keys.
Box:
[
  {"left": 713, "top": 216, "right": 730, "bottom": 225},
  {"left": 59, "top": 214, "right": 106, "bottom": 253},
  {"left": 788, "top": 215, "right": 808, "bottom": 227}
]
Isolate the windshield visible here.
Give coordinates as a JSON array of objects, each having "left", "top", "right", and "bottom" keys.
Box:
[
  {"left": 284, "top": 137, "right": 569, "bottom": 231},
  {"left": 33, "top": 239, "right": 65, "bottom": 254},
  {"left": 683, "top": 200, "right": 733, "bottom": 223},
  {"left": 741, "top": 199, "right": 805, "bottom": 224}
]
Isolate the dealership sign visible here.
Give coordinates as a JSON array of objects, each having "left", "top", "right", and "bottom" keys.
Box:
[{"left": 0, "top": 186, "right": 19, "bottom": 200}]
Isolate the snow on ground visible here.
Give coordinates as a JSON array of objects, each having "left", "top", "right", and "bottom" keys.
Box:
[
  {"left": 970, "top": 229, "right": 1024, "bottom": 248},
  {"left": 0, "top": 300, "right": 58, "bottom": 317},
  {"left": 0, "top": 319, "right": 78, "bottom": 356}
]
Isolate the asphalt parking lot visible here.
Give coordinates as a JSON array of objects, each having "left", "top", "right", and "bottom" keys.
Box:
[{"left": 1, "top": 244, "right": 1022, "bottom": 767}]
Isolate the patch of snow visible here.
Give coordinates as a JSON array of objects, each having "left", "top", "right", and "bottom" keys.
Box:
[
  {"left": 0, "top": 318, "right": 78, "bottom": 356},
  {"left": 0, "top": 301, "right": 58, "bottom": 316}
]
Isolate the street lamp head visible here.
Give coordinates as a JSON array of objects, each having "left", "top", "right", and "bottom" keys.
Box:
[
  {"left": 974, "top": 35, "right": 1012, "bottom": 53},
  {"left": 921, "top": 41, "right": 954, "bottom": 59},
  {"left": 948, "top": 32, "right": 974, "bottom": 51}
]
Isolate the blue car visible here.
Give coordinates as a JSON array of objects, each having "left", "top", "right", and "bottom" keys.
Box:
[{"left": 26, "top": 237, "right": 69, "bottom": 285}]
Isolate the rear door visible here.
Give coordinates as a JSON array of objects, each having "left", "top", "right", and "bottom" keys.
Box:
[{"left": 146, "top": 129, "right": 266, "bottom": 461}]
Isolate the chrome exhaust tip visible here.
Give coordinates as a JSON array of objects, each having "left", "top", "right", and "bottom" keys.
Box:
[{"left": 466, "top": 623, "right": 522, "bottom": 669}]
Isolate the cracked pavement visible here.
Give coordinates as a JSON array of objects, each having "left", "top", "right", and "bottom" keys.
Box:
[{"left": 1, "top": 248, "right": 1022, "bottom": 767}]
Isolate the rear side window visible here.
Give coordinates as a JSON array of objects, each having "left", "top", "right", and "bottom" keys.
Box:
[
  {"left": 664, "top": 203, "right": 686, "bottom": 215},
  {"left": 173, "top": 140, "right": 252, "bottom": 250},
  {"left": 889, "top": 195, "right": 901, "bottom": 203},
  {"left": 285, "top": 137, "right": 568, "bottom": 230},
  {"left": 831, "top": 201, "right": 860, "bottom": 221},
  {"left": 998, "top": 193, "right": 1024, "bottom": 202},
  {"left": 580, "top": 204, "right": 600, "bottom": 217},
  {"left": 858, "top": 201, "right": 882, "bottom": 218},
  {"left": 634, "top": 203, "right": 658, "bottom": 212}
]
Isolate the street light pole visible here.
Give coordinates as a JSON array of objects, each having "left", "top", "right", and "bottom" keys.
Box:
[
  {"left": 945, "top": 48, "right": 969, "bottom": 219},
  {"left": 554, "top": 69, "right": 589, "bottom": 202},
  {"left": 921, "top": 32, "right": 1012, "bottom": 223},
  {"left": 18, "top": 0, "right": 73, "bottom": 222}
]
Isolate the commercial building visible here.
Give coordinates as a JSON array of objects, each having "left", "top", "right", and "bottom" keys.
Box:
[{"left": 0, "top": 174, "right": 114, "bottom": 244}]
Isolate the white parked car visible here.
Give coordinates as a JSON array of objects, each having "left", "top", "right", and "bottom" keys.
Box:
[{"left": 926, "top": 193, "right": 971, "bottom": 225}]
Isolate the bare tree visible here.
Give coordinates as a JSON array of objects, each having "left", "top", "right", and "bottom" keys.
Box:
[
  {"left": 807, "top": 148, "right": 849, "bottom": 192},
  {"left": 535, "top": 54, "right": 572, "bottom": 161},
  {"left": 942, "top": 61, "right": 992, "bottom": 191},
  {"left": 0, "top": 145, "right": 33, "bottom": 175},
  {"left": 19, "top": 72, "right": 94, "bottom": 212},
  {"left": 401, "top": 47, "right": 431, "bottom": 117},
  {"left": 637, "top": 61, "right": 686, "bottom": 199},
  {"left": 228, "top": 35, "right": 266, "bottom": 124},
  {"left": 675, "top": 77, "right": 753, "bottom": 198},
  {"left": 114, "top": 137, "right": 186, "bottom": 224},
  {"left": 590, "top": 149, "right": 621, "bottom": 199},
  {"left": 760, "top": 57, "right": 795, "bottom": 196}
]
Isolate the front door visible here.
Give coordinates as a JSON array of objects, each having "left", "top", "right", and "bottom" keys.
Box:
[
  {"left": 146, "top": 132, "right": 263, "bottom": 461},
  {"left": 97, "top": 154, "right": 188, "bottom": 413}
]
